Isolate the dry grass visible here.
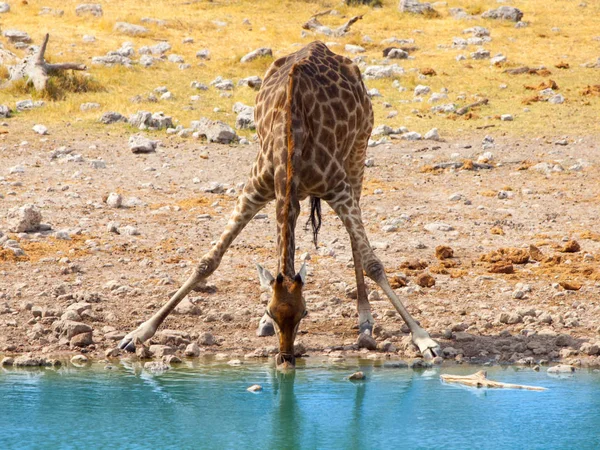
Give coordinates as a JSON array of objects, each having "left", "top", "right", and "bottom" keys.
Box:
[{"left": 0, "top": 0, "right": 598, "bottom": 137}]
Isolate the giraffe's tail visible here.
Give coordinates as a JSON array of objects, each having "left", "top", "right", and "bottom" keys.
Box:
[{"left": 307, "top": 196, "right": 321, "bottom": 249}]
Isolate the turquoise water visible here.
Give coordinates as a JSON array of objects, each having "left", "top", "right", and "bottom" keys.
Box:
[{"left": 1, "top": 359, "right": 600, "bottom": 450}]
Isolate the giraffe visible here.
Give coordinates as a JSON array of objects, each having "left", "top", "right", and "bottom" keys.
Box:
[{"left": 118, "top": 41, "right": 440, "bottom": 366}]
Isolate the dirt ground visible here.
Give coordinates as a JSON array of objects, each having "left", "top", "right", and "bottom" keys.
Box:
[{"left": 1, "top": 122, "right": 600, "bottom": 367}]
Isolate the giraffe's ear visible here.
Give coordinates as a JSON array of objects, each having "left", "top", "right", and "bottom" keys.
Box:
[
  {"left": 296, "top": 262, "right": 307, "bottom": 285},
  {"left": 256, "top": 264, "right": 275, "bottom": 290}
]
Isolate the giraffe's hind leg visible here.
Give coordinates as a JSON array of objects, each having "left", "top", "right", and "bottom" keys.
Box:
[
  {"left": 351, "top": 241, "right": 375, "bottom": 335},
  {"left": 327, "top": 186, "right": 440, "bottom": 360},
  {"left": 118, "top": 183, "right": 273, "bottom": 352}
]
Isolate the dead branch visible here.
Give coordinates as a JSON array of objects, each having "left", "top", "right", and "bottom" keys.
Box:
[
  {"left": 5, "top": 33, "right": 87, "bottom": 91},
  {"left": 440, "top": 370, "right": 546, "bottom": 391},
  {"left": 456, "top": 98, "right": 489, "bottom": 116},
  {"left": 311, "top": 9, "right": 332, "bottom": 19},
  {"left": 302, "top": 14, "right": 363, "bottom": 37}
]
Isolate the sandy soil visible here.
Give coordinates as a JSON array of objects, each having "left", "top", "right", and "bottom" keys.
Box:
[{"left": 1, "top": 122, "right": 599, "bottom": 367}]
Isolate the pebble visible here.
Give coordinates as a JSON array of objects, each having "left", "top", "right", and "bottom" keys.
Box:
[
  {"left": 357, "top": 333, "right": 377, "bottom": 350},
  {"left": 349, "top": 371, "right": 365, "bottom": 380},
  {"left": 184, "top": 342, "right": 200, "bottom": 356},
  {"left": 32, "top": 124, "right": 49, "bottom": 135},
  {"left": 144, "top": 361, "right": 171, "bottom": 373},
  {"left": 106, "top": 193, "right": 122, "bottom": 208},
  {"left": 247, "top": 384, "right": 263, "bottom": 392},
  {"left": 547, "top": 364, "right": 575, "bottom": 374}
]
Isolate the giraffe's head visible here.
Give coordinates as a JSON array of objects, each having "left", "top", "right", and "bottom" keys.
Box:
[{"left": 257, "top": 264, "right": 307, "bottom": 369}]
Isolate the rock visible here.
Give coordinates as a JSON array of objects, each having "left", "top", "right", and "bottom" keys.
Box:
[
  {"left": 415, "top": 273, "right": 435, "bottom": 287},
  {"left": 345, "top": 44, "right": 365, "bottom": 54},
  {"left": 501, "top": 114, "right": 513, "bottom": 121},
  {"left": 489, "top": 262, "right": 514, "bottom": 274},
  {"left": 357, "top": 333, "right": 377, "bottom": 350},
  {"left": 435, "top": 245, "right": 453, "bottom": 260},
  {"left": 0, "top": 105, "right": 11, "bottom": 118},
  {"left": 183, "top": 342, "right": 199, "bottom": 357},
  {"left": 3, "top": 30, "right": 32, "bottom": 44},
  {"left": 144, "top": 361, "right": 171, "bottom": 373},
  {"left": 482, "top": 6, "right": 523, "bottom": 22},
  {"left": 424, "top": 222, "right": 454, "bottom": 232},
  {"left": 149, "top": 344, "right": 175, "bottom": 357},
  {"left": 247, "top": 384, "right": 262, "bottom": 392},
  {"left": 75, "top": 4, "right": 103, "bottom": 17},
  {"left": 52, "top": 320, "right": 92, "bottom": 339},
  {"left": 240, "top": 47, "right": 272, "bottom": 63},
  {"left": 580, "top": 342, "right": 599, "bottom": 356},
  {"left": 238, "top": 76, "right": 262, "bottom": 90},
  {"left": 106, "top": 193, "right": 122, "bottom": 208},
  {"left": 139, "top": 55, "right": 156, "bottom": 67},
  {"left": 548, "top": 94, "right": 565, "bottom": 104},
  {"left": 424, "top": 128, "right": 440, "bottom": 141},
  {"left": 0, "top": 3, "right": 10, "bottom": 13},
  {"left": 363, "top": 64, "right": 404, "bottom": 79},
  {"left": 398, "top": 0, "right": 435, "bottom": 15},
  {"left": 471, "top": 48, "right": 490, "bottom": 60},
  {"left": 136, "top": 345, "right": 152, "bottom": 359},
  {"left": 235, "top": 108, "right": 255, "bottom": 130},
  {"left": 129, "top": 134, "right": 158, "bottom": 153},
  {"left": 198, "top": 332, "right": 216, "bottom": 346},
  {"left": 228, "top": 359, "right": 243, "bottom": 366},
  {"left": 387, "top": 49, "right": 408, "bottom": 59},
  {"left": 139, "top": 42, "right": 171, "bottom": 56},
  {"left": 414, "top": 85, "right": 431, "bottom": 96},
  {"left": 71, "top": 354, "right": 89, "bottom": 365},
  {"left": 561, "top": 240, "right": 580, "bottom": 253},
  {"left": 349, "top": 371, "right": 365, "bottom": 380},
  {"left": 70, "top": 332, "right": 93, "bottom": 347},
  {"left": 7, "top": 204, "right": 42, "bottom": 233},
  {"left": 191, "top": 118, "right": 237, "bottom": 144},
  {"left": 92, "top": 55, "right": 133, "bottom": 67},
  {"left": 174, "top": 298, "right": 202, "bottom": 316},
  {"left": 80, "top": 103, "right": 101, "bottom": 112},
  {"left": 196, "top": 49, "right": 210, "bottom": 60},
  {"left": 104, "top": 348, "right": 120, "bottom": 358},
  {"left": 120, "top": 225, "right": 140, "bottom": 236},
  {"left": 1, "top": 357, "right": 14, "bottom": 366},
  {"left": 100, "top": 111, "right": 126, "bottom": 124},
  {"left": 401, "top": 132, "right": 422, "bottom": 140},
  {"left": 547, "top": 364, "right": 575, "bottom": 374},
  {"left": 13, "top": 355, "right": 46, "bottom": 367},
  {"left": 114, "top": 22, "right": 148, "bottom": 36},
  {"left": 499, "top": 312, "right": 522, "bottom": 324},
  {"left": 555, "top": 334, "right": 573, "bottom": 347}
]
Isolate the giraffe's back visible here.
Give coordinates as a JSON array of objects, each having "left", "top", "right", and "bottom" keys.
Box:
[{"left": 255, "top": 41, "right": 373, "bottom": 199}]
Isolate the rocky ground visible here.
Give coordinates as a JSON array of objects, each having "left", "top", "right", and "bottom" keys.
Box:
[{"left": 1, "top": 121, "right": 599, "bottom": 369}]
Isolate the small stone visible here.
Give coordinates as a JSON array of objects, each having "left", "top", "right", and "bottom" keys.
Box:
[
  {"left": 240, "top": 47, "right": 272, "bottom": 63},
  {"left": 32, "top": 124, "right": 48, "bottom": 135},
  {"left": 114, "top": 22, "right": 148, "bottom": 36},
  {"left": 561, "top": 240, "right": 580, "bottom": 253},
  {"left": 121, "top": 226, "right": 140, "bottom": 236},
  {"left": 415, "top": 273, "right": 435, "bottom": 287},
  {"left": 104, "top": 348, "right": 120, "bottom": 358},
  {"left": 1, "top": 357, "right": 14, "bottom": 366},
  {"left": 349, "top": 371, "right": 365, "bottom": 380},
  {"left": 76, "top": 4, "right": 103, "bottom": 17},
  {"left": 149, "top": 344, "right": 175, "bottom": 357},
  {"left": 70, "top": 355, "right": 89, "bottom": 365},
  {"left": 357, "top": 333, "right": 377, "bottom": 350},
  {"left": 106, "top": 193, "right": 122, "bottom": 208},
  {"left": 7, "top": 204, "right": 42, "bottom": 233},
  {"left": 247, "top": 384, "right": 263, "bottom": 392},
  {"left": 424, "top": 222, "right": 454, "bottom": 232},
  {"left": 424, "top": 128, "right": 440, "bottom": 141},
  {"left": 501, "top": 114, "right": 513, "bottom": 121},
  {"left": 547, "top": 364, "right": 575, "bottom": 374},
  {"left": 198, "top": 332, "right": 215, "bottom": 346},
  {"left": 435, "top": 245, "right": 453, "bottom": 260},
  {"left": 185, "top": 342, "right": 200, "bottom": 356},
  {"left": 129, "top": 134, "right": 158, "bottom": 153},
  {"left": 70, "top": 332, "right": 93, "bottom": 347}
]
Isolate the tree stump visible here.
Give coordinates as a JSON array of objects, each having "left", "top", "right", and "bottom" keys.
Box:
[{"left": 6, "top": 33, "right": 87, "bottom": 91}]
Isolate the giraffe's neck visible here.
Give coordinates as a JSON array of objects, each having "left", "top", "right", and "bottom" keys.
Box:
[{"left": 278, "top": 214, "right": 296, "bottom": 278}]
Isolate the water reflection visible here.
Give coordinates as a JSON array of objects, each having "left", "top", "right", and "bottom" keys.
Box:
[{"left": 271, "top": 369, "right": 300, "bottom": 449}]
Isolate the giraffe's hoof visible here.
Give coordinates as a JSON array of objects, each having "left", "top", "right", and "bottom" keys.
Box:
[
  {"left": 118, "top": 323, "right": 156, "bottom": 352},
  {"left": 359, "top": 321, "right": 374, "bottom": 336},
  {"left": 412, "top": 332, "right": 441, "bottom": 361},
  {"left": 257, "top": 315, "right": 275, "bottom": 337}
]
